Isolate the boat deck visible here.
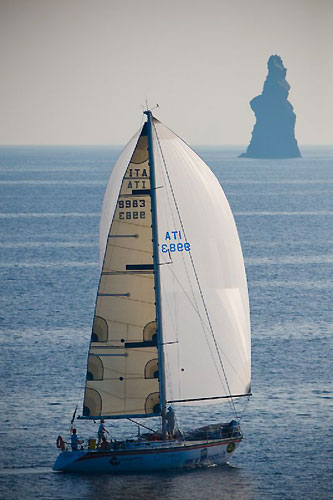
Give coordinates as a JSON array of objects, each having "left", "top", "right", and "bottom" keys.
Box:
[{"left": 75, "top": 434, "right": 242, "bottom": 454}]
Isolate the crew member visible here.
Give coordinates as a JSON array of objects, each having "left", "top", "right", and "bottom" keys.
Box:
[
  {"left": 166, "top": 406, "right": 175, "bottom": 440},
  {"left": 71, "top": 428, "right": 82, "bottom": 451},
  {"left": 98, "top": 419, "right": 109, "bottom": 446}
]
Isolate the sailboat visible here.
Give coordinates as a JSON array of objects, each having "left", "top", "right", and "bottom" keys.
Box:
[{"left": 53, "top": 110, "right": 251, "bottom": 473}]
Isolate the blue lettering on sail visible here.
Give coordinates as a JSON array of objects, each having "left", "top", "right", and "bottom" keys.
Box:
[{"left": 161, "top": 231, "right": 190, "bottom": 253}]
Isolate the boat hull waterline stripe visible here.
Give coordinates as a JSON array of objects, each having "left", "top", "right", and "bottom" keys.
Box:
[{"left": 76, "top": 438, "right": 242, "bottom": 462}]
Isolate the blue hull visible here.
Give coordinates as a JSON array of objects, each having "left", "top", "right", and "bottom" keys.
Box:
[{"left": 53, "top": 438, "right": 241, "bottom": 473}]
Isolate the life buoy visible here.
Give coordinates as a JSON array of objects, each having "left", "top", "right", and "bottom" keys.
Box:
[
  {"left": 56, "top": 435, "right": 64, "bottom": 449},
  {"left": 226, "top": 442, "right": 235, "bottom": 453}
]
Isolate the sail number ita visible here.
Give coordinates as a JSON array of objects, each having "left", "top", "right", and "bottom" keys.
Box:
[{"left": 161, "top": 231, "right": 191, "bottom": 253}]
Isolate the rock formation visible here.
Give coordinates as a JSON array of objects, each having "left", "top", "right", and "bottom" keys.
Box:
[{"left": 240, "top": 55, "right": 301, "bottom": 158}]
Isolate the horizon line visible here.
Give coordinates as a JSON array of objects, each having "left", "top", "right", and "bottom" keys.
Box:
[{"left": 0, "top": 143, "right": 332, "bottom": 148}]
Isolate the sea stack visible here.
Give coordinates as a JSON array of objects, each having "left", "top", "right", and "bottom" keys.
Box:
[{"left": 240, "top": 55, "right": 301, "bottom": 158}]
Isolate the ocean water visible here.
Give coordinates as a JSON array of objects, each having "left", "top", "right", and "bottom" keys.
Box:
[{"left": 0, "top": 145, "right": 332, "bottom": 500}]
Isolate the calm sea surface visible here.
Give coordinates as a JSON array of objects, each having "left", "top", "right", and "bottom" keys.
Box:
[{"left": 0, "top": 145, "right": 332, "bottom": 500}]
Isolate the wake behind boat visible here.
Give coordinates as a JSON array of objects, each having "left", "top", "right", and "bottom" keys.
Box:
[{"left": 53, "top": 110, "right": 251, "bottom": 473}]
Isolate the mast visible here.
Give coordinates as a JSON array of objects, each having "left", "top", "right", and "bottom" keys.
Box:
[{"left": 144, "top": 110, "right": 167, "bottom": 438}]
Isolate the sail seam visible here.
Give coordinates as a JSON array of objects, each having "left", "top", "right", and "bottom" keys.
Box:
[
  {"left": 110, "top": 221, "right": 151, "bottom": 229},
  {"left": 108, "top": 234, "right": 139, "bottom": 238},
  {"left": 106, "top": 246, "right": 152, "bottom": 253},
  {"left": 97, "top": 297, "right": 155, "bottom": 305},
  {"left": 102, "top": 272, "right": 154, "bottom": 276}
]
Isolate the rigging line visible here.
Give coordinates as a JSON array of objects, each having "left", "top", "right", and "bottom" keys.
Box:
[
  {"left": 153, "top": 134, "right": 206, "bottom": 361},
  {"left": 159, "top": 253, "right": 248, "bottom": 390},
  {"left": 160, "top": 250, "right": 249, "bottom": 390},
  {"left": 154, "top": 149, "right": 231, "bottom": 402},
  {"left": 158, "top": 256, "right": 179, "bottom": 398},
  {"left": 154, "top": 133, "right": 213, "bottom": 365},
  {"left": 127, "top": 418, "right": 156, "bottom": 433},
  {"left": 154, "top": 135, "right": 196, "bottom": 306},
  {"left": 159, "top": 253, "right": 230, "bottom": 398},
  {"left": 157, "top": 143, "right": 203, "bottom": 315},
  {"left": 152, "top": 120, "right": 238, "bottom": 417},
  {"left": 155, "top": 158, "right": 224, "bottom": 396},
  {"left": 161, "top": 256, "right": 249, "bottom": 402},
  {"left": 159, "top": 252, "right": 203, "bottom": 322},
  {"left": 172, "top": 251, "right": 181, "bottom": 403},
  {"left": 157, "top": 247, "right": 183, "bottom": 404},
  {"left": 156, "top": 141, "right": 186, "bottom": 403},
  {"left": 236, "top": 394, "right": 252, "bottom": 423},
  {"left": 152, "top": 125, "right": 228, "bottom": 386}
]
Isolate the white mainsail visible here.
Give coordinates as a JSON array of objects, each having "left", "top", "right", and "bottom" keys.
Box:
[
  {"left": 83, "top": 123, "right": 160, "bottom": 418},
  {"left": 82, "top": 114, "right": 251, "bottom": 420}
]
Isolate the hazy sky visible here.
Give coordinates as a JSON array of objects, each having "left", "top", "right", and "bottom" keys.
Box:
[{"left": 1, "top": 0, "right": 332, "bottom": 145}]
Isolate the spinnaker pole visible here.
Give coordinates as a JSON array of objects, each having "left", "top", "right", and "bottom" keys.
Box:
[{"left": 144, "top": 110, "right": 167, "bottom": 438}]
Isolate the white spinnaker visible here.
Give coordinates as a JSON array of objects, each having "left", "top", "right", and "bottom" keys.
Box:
[{"left": 152, "top": 118, "right": 251, "bottom": 405}]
